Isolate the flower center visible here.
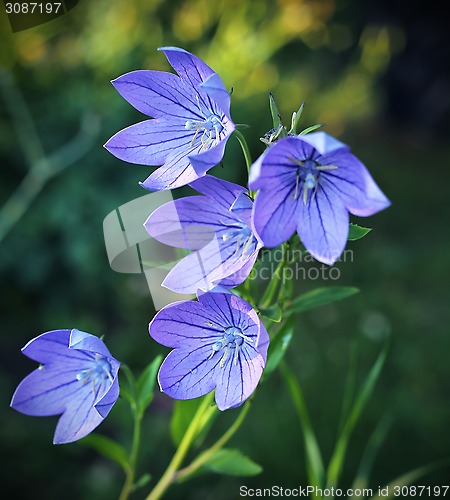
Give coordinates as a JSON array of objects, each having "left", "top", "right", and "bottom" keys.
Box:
[
  {"left": 185, "top": 113, "right": 224, "bottom": 152},
  {"left": 289, "top": 157, "right": 338, "bottom": 204},
  {"left": 208, "top": 326, "right": 253, "bottom": 368},
  {"left": 222, "top": 224, "right": 257, "bottom": 258},
  {"left": 76, "top": 354, "right": 114, "bottom": 392}
]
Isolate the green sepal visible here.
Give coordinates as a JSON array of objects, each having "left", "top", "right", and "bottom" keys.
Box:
[
  {"left": 285, "top": 286, "right": 359, "bottom": 315},
  {"left": 136, "top": 355, "right": 162, "bottom": 415},
  {"left": 348, "top": 223, "right": 372, "bottom": 241},
  {"left": 202, "top": 448, "right": 262, "bottom": 476},
  {"left": 269, "top": 92, "right": 282, "bottom": 129},
  {"left": 289, "top": 102, "right": 305, "bottom": 134},
  {"left": 299, "top": 123, "right": 324, "bottom": 135},
  {"left": 264, "top": 316, "right": 295, "bottom": 376},
  {"left": 80, "top": 434, "right": 129, "bottom": 472},
  {"left": 259, "top": 303, "right": 283, "bottom": 322}
]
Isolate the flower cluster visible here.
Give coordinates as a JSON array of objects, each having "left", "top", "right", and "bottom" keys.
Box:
[{"left": 11, "top": 46, "right": 390, "bottom": 444}]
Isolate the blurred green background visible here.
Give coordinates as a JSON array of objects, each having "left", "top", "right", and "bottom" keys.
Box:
[{"left": 1, "top": 0, "right": 449, "bottom": 498}]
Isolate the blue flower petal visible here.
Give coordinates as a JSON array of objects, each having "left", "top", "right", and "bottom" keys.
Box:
[
  {"left": 158, "top": 344, "right": 219, "bottom": 401},
  {"left": 214, "top": 341, "right": 265, "bottom": 410},
  {"left": 95, "top": 377, "right": 120, "bottom": 419},
  {"left": 112, "top": 70, "right": 203, "bottom": 122},
  {"left": 319, "top": 149, "right": 391, "bottom": 216},
  {"left": 149, "top": 300, "right": 224, "bottom": 349},
  {"left": 145, "top": 196, "right": 234, "bottom": 250},
  {"left": 252, "top": 181, "right": 300, "bottom": 248},
  {"left": 53, "top": 384, "right": 103, "bottom": 444},
  {"left": 21, "top": 329, "right": 86, "bottom": 364},
  {"left": 297, "top": 185, "right": 349, "bottom": 265},
  {"left": 69, "top": 329, "right": 115, "bottom": 361},
  {"left": 11, "top": 365, "right": 85, "bottom": 416},
  {"left": 139, "top": 144, "right": 203, "bottom": 191},
  {"left": 190, "top": 175, "right": 247, "bottom": 211},
  {"left": 200, "top": 73, "right": 231, "bottom": 120},
  {"left": 159, "top": 46, "right": 215, "bottom": 90},
  {"left": 299, "top": 131, "right": 349, "bottom": 155},
  {"left": 104, "top": 119, "right": 195, "bottom": 166}
]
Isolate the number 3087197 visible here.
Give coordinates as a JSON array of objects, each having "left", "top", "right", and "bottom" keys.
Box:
[{"left": 5, "top": 3, "right": 62, "bottom": 14}]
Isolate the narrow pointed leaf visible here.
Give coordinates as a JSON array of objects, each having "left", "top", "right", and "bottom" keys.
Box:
[
  {"left": 203, "top": 448, "right": 262, "bottom": 476},
  {"left": 370, "top": 460, "right": 450, "bottom": 499},
  {"left": 326, "top": 345, "right": 388, "bottom": 488},
  {"left": 264, "top": 316, "right": 295, "bottom": 376},
  {"left": 281, "top": 362, "right": 324, "bottom": 491},
  {"left": 286, "top": 286, "right": 359, "bottom": 316},
  {"left": 80, "top": 434, "right": 129, "bottom": 472},
  {"left": 259, "top": 303, "right": 283, "bottom": 323},
  {"left": 137, "top": 355, "right": 163, "bottom": 415},
  {"left": 348, "top": 223, "right": 372, "bottom": 241},
  {"left": 351, "top": 415, "right": 392, "bottom": 494}
]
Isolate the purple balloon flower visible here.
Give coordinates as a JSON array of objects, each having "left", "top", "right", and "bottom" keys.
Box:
[
  {"left": 104, "top": 47, "right": 235, "bottom": 191},
  {"left": 11, "top": 329, "right": 120, "bottom": 444},
  {"left": 249, "top": 132, "right": 390, "bottom": 265},
  {"left": 150, "top": 292, "right": 269, "bottom": 410},
  {"left": 144, "top": 175, "right": 262, "bottom": 294}
]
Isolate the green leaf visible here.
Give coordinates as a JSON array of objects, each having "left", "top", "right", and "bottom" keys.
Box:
[
  {"left": 281, "top": 362, "right": 324, "bottom": 492},
  {"left": 80, "top": 434, "right": 129, "bottom": 472},
  {"left": 119, "top": 383, "right": 134, "bottom": 406},
  {"left": 286, "top": 286, "right": 359, "bottom": 316},
  {"left": 269, "top": 92, "right": 281, "bottom": 129},
  {"left": 259, "top": 303, "right": 283, "bottom": 322},
  {"left": 264, "top": 316, "right": 295, "bottom": 376},
  {"left": 136, "top": 355, "right": 162, "bottom": 415},
  {"left": 370, "top": 459, "right": 450, "bottom": 499},
  {"left": 351, "top": 415, "right": 392, "bottom": 494},
  {"left": 348, "top": 223, "right": 372, "bottom": 241},
  {"left": 203, "top": 449, "right": 262, "bottom": 476},
  {"left": 326, "top": 344, "right": 388, "bottom": 488},
  {"left": 131, "top": 473, "right": 152, "bottom": 493},
  {"left": 299, "top": 123, "right": 324, "bottom": 135},
  {"left": 119, "top": 365, "right": 137, "bottom": 405}
]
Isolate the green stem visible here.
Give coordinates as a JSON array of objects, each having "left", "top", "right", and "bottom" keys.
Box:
[
  {"left": 175, "top": 401, "right": 251, "bottom": 482},
  {"left": 259, "top": 244, "right": 287, "bottom": 309},
  {"left": 233, "top": 129, "right": 252, "bottom": 174},
  {"left": 146, "top": 393, "right": 215, "bottom": 500},
  {"left": 119, "top": 411, "right": 143, "bottom": 500}
]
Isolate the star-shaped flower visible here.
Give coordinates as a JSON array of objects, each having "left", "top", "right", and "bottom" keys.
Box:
[
  {"left": 144, "top": 175, "right": 262, "bottom": 294},
  {"left": 104, "top": 47, "right": 235, "bottom": 191},
  {"left": 249, "top": 132, "right": 390, "bottom": 264},
  {"left": 150, "top": 292, "right": 269, "bottom": 410},
  {"left": 11, "top": 329, "right": 120, "bottom": 444}
]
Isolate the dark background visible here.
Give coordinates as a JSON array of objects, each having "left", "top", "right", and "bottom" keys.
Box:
[{"left": 1, "top": 0, "right": 449, "bottom": 498}]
